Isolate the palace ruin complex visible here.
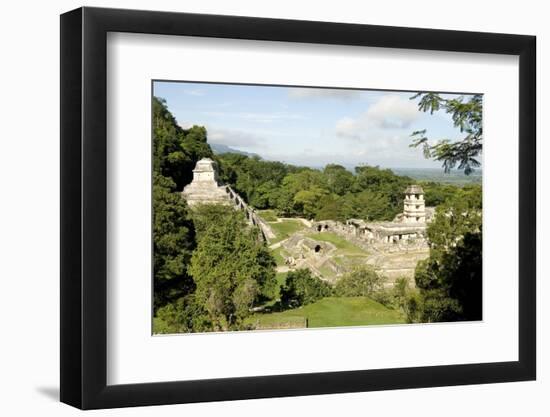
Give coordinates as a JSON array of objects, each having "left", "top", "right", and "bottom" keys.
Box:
[
  {"left": 312, "top": 184, "right": 435, "bottom": 247},
  {"left": 181, "top": 158, "right": 433, "bottom": 284}
]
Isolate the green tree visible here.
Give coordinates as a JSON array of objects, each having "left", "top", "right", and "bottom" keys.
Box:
[
  {"left": 323, "top": 164, "right": 354, "bottom": 196},
  {"left": 410, "top": 93, "right": 482, "bottom": 175},
  {"left": 413, "top": 186, "right": 482, "bottom": 322},
  {"left": 153, "top": 97, "right": 213, "bottom": 189},
  {"left": 188, "top": 205, "right": 276, "bottom": 330},
  {"left": 421, "top": 182, "right": 461, "bottom": 206},
  {"left": 293, "top": 186, "right": 329, "bottom": 219},
  {"left": 407, "top": 93, "right": 483, "bottom": 322},
  {"left": 390, "top": 277, "right": 411, "bottom": 310},
  {"left": 249, "top": 180, "right": 280, "bottom": 209},
  {"left": 315, "top": 194, "right": 346, "bottom": 221},
  {"left": 154, "top": 294, "right": 212, "bottom": 334},
  {"left": 152, "top": 173, "right": 196, "bottom": 312},
  {"left": 280, "top": 269, "right": 332, "bottom": 308},
  {"left": 152, "top": 96, "right": 215, "bottom": 317},
  {"left": 216, "top": 154, "right": 428, "bottom": 222},
  {"left": 403, "top": 290, "right": 423, "bottom": 324},
  {"left": 333, "top": 266, "right": 385, "bottom": 297},
  {"left": 351, "top": 165, "right": 413, "bottom": 220},
  {"left": 216, "top": 153, "right": 292, "bottom": 208},
  {"left": 347, "top": 190, "right": 394, "bottom": 221}
]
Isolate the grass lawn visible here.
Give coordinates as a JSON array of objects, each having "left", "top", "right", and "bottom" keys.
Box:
[
  {"left": 309, "top": 232, "right": 366, "bottom": 255},
  {"left": 269, "top": 219, "right": 306, "bottom": 243},
  {"left": 257, "top": 209, "right": 279, "bottom": 222},
  {"left": 247, "top": 296, "right": 405, "bottom": 329}
]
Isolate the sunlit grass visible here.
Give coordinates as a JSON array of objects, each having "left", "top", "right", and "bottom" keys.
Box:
[
  {"left": 269, "top": 219, "right": 306, "bottom": 243},
  {"left": 247, "top": 297, "right": 405, "bottom": 329},
  {"left": 257, "top": 209, "right": 278, "bottom": 222}
]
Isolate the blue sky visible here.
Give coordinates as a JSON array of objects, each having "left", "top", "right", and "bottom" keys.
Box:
[{"left": 153, "top": 81, "right": 477, "bottom": 169}]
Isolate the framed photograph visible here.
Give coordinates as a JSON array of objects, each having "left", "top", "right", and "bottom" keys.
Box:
[{"left": 60, "top": 6, "right": 536, "bottom": 409}]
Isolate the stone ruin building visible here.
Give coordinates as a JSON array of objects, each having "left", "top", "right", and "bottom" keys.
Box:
[
  {"left": 181, "top": 158, "right": 230, "bottom": 206},
  {"left": 181, "top": 158, "right": 275, "bottom": 240},
  {"left": 402, "top": 184, "right": 427, "bottom": 223},
  {"left": 312, "top": 185, "right": 435, "bottom": 247},
  {"left": 181, "top": 159, "right": 435, "bottom": 284},
  {"left": 307, "top": 185, "right": 434, "bottom": 284}
]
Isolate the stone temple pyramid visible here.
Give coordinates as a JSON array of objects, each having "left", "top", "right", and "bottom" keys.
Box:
[{"left": 181, "top": 158, "right": 231, "bottom": 206}]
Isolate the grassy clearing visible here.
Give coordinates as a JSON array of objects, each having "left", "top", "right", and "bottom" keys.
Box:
[
  {"left": 309, "top": 232, "right": 366, "bottom": 255},
  {"left": 250, "top": 315, "right": 307, "bottom": 330},
  {"left": 247, "top": 296, "right": 404, "bottom": 329},
  {"left": 257, "top": 209, "right": 278, "bottom": 222},
  {"left": 269, "top": 219, "right": 306, "bottom": 243}
]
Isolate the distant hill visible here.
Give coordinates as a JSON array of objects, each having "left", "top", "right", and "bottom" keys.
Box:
[{"left": 210, "top": 143, "right": 258, "bottom": 157}]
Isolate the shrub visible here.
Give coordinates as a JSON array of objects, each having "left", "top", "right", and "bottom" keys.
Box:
[
  {"left": 280, "top": 269, "right": 332, "bottom": 308},
  {"left": 154, "top": 294, "right": 211, "bottom": 334},
  {"left": 189, "top": 204, "right": 277, "bottom": 330},
  {"left": 404, "top": 291, "right": 423, "bottom": 323},
  {"left": 419, "top": 289, "right": 462, "bottom": 323},
  {"left": 371, "top": 288, "right": 394, "bottom": 307},
  {"left": 334, "top": 266, "right": 385, "bottom": 297}
]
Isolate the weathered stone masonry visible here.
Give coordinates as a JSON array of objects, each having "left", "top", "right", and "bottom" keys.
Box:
[
  {"left": 312, "top": 185, "right": 434, "bottom": 248},
  {"left": 182, "top": 158, "right": 275, "bottom": 241}
]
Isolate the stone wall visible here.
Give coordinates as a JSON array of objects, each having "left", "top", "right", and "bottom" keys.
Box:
[
  {"left": 225, "top": 185, "right": 276, "bottom": 242},
  {"left": 181, "top": 158, "right": 275, "bottom": 242}
]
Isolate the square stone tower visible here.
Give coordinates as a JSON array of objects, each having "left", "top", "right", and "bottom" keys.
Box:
[{"left": 403, "top": 185, "right": 426, "bottom": 223}]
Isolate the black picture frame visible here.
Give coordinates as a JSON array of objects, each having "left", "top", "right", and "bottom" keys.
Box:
[{"left": 60, "top": 6, "right": 536, "bottom": 410}]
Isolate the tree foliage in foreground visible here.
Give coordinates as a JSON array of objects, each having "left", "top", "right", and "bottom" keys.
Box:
[
  {"left": 188, "top": 205, "right": 277, "bottom": 330},
  {"left": 333, "top": 266, "right": 385, "bottom": 297},
  {"left": 410, "top": 93, "right": 482, "bottom": 175},
  {"left": 152, "top": 173, "right": 196, "bottom": 311},
  {"left": 155, "top": 293, "right": 211, "bottom": 334},
  {"left": 152, "top": 96, "right": 215, "bottom": 314},
  {"left": 412, "top": 185, "right": 482, "bottom": 322},
  {"left": 280, "top": 269, "right": 332, "bottom": 308}
]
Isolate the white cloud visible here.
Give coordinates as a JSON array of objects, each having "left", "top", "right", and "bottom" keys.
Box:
[
  {"left": 366, "top": 95, "right": 420, "bottom": 128},
  {"left": 335, "top": 94, "right": 420, "bottom": 140},
  {"left": 176, "top": 121, "right": 194, "bottom": 129},
  {"left": 184, "top": 89, "right": 205, "bottom": 97},
  {"left": 207, "top": 128, "right": 263, "bottom": 148},
  {"left": 201, "top": 111, "right": 304, "bottom": 124},
  {"left": 331, "top": 94, "right": 428, "bottom": 167},
  {"left": 267, "top": 134, "right": 428, "bottom": 169},
  {"left": 288, "top": 88, "right": 362, "bottom": 100},
  {"left": 237, "top": 112, "right": 304, "bottom": 123},
  {"left": 335, "top": 117, "right": 361, "bottom": 140}
]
